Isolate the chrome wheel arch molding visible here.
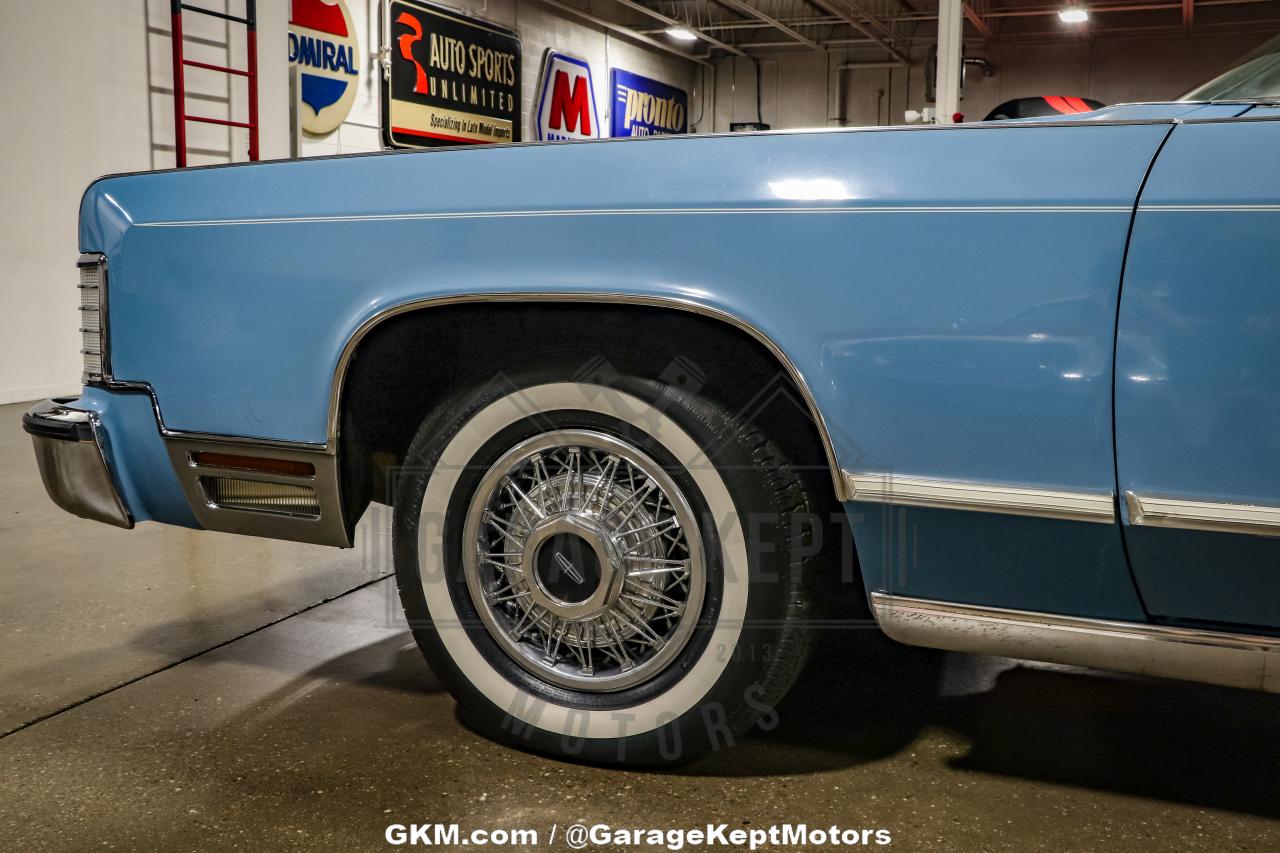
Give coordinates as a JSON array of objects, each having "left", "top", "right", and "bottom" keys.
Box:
[{"left": 325, "top": 291, "right": 853, "bottom": 501}]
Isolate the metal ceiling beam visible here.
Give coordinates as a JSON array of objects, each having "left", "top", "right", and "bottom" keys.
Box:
[
  {"left": 712, "top": 0, "right": 826, "bottom": 51},
  {"left": 804, "top": 0, "right": 912, "bottom": 62},
  {"left": 963, "top": 2, "right": 998, "bottom": 41},
  {"left": 609, "top": 0, "right": 747, "bottom": 55},
  {"left": 1183, "top": 0, "right": 1194, "bottom": 31},
  {"left": 842, "top": 0, "right": 908, "bottom": 45},
  {"left": 640, "top": 16, "right": 846, "bottom": 33},
  {"left": 886, "top": 0, "right": 1270, "bottom": 20},
  {"left": 528, "top": 0, "right": 714, "bottom": 66}
]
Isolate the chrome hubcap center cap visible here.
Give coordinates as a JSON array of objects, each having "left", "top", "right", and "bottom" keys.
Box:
[
  {"left": 523, "top": 513, "right": 623, "bottom": 618},
  {"left": 461, "top": 429, "right": 706, "bottom": 692}
]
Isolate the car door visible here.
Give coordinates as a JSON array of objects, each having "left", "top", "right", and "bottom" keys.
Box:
[{"left": 1115, "top": 113, "right": 1280, "bottom": 630}]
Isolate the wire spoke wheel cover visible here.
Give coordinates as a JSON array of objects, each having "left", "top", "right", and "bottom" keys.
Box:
[{"left": 462, "top": 429, "right": 706, "bottom": 691}]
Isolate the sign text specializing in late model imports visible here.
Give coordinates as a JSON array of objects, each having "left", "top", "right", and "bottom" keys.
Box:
[
  {"left": 609, "top": 68, "right": 688, "bottom": 138},
  {"left": 385, "top": 0, "right": 521, "bottom": 147},
  {"left": 534, "top": 51, "right": 601, "bottom": 142}
]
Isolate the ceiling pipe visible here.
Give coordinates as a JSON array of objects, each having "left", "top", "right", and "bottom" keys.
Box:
[
  {"left": 527, "top": 0, "right": 714, "bottom": 67},
  {"left": 807, "top": 0, "right": 913, "bottom": 63},
  {"left": 636, "top": 0, "right": 1271, "bottom": 33},
  {"left": 607, "top": 0, "right": 747, "bottom": 56},
  {"left": 711, "top": 0, "right": 825, "bottom": 51},
  {"left": 964, "top": 56, "right": 995, "bottom": 76},
  {"left": 835, "top": 60, "right": 908, "bottom": 126}
]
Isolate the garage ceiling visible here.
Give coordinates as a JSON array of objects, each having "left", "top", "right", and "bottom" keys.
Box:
[{"left": 583, "top": 0, "right": 1280, "bottom": 57}]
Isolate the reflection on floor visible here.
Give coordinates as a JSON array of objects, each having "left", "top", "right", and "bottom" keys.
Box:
[{"left": 2, "top": 400, "right": 1279, "bottom": 851}]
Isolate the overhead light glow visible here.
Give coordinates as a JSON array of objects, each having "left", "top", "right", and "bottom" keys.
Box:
[
  {"left": 768, "top": 178, "right": 852, "bottom": 201},
  {"left": 666, "top": 26, "right": 698, "bottom": 41},
  {"left": 1058, "top": 6, "right": 1089, "bottom": 22}
]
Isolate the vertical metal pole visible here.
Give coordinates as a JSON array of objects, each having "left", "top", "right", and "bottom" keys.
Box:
[
  {"left": 246, "top": 0, "right": 259, "bottom": 161},
  {"left": 170, "top": 0, "right": 187, "bottom": 166},
  {"left": 936, "top": 0, "right": 963, "bottom": 124}
]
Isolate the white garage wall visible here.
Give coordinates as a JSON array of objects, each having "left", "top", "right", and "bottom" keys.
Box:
[
  {"left": 3, "top": 2, "right": 1267, "bottom": 405},
  {"left": 0, "top": 0, "right": 698, "bottom": 404},
  {"left": 0, "top": 0, "right": 290, "bottom": 405},
  {"left": 300, "top": 0, "right": 701, "bottom": 156},
  {"left": 2, "top": 2, "right": 148, "bottom": 404}
]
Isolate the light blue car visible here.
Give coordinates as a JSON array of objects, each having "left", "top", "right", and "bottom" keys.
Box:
[{"left": 25, "top": 37, "right": 1280, "bottom": 764}]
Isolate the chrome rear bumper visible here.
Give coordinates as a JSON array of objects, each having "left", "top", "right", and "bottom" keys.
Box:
[{"left": 23, "top": 398, "right": 133, "bottom": 529}]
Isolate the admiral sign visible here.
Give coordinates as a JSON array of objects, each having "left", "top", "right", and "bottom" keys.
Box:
[
  {"left": 385, "top": 0, "right": 521, "bottom": 147},
  {"left": 534, "top": 51, "right": 600, "bottom": 142},
  {"left": 288, "top": 0, "right": 360, "bottom": 135},
  {"left": 610, "top": 69, "right": 688, "bottom": 138}
]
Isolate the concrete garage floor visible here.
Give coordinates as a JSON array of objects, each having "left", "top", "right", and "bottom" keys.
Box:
[{"left": 2, "top": 400, "right": 1279, "bottom": 851}]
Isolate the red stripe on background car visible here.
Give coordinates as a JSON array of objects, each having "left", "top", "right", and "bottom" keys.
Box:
[{"left": 1043, "top": 96, "right": 1077, "bottom": 114}]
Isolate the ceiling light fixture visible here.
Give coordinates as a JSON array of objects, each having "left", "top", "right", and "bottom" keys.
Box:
[
  {"left": 665, "top": 26, "right": 698, "bottom": 41},
  {"left": 1058, "top": 6, "right": 1089, "bottom": 22}
]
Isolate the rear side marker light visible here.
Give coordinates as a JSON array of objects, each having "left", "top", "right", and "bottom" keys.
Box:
[
  {"left": 191, "top": 451, "right": 316, "bottom": 477},
  {"left": 201, "top": 477, "right": 320, "bottom": 517}
]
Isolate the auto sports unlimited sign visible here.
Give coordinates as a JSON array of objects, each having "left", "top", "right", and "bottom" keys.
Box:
[
  {"left": 534, "top": 51, "right": 601, "bottom": 141},
  {"left": 609, "top": 69, "right": 688, "bottom": 137},
  {"left": 288, "top": 0, "right": 360, "bottom": 135},
  {"left": 385, "top": 0, "right": 521, "bottom": 147}
]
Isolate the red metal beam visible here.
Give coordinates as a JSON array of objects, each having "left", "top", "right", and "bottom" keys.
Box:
[
  {"left": 183, "top": 58, "right": 250, "bottom": 77},
  {"left": 185, "top": 115, "right": 254, "bottom": 129},
  {"left": 246, "top": 0, "right": 259, "bottom": 162},
  {"left": 964, "top": 2, "right": 997, "bottom": 41},
  {"left": 1183, "top": 0, "right": 1194, "bottom": 31},
  {"left": 170, "top": 1, "right": 186, "bottom": 167}
]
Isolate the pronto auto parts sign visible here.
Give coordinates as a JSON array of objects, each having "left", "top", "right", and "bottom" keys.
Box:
[
  {"left": 609, "top": 68, "right": 687, "bottom": 138},
  {"left": 385, "top": 0, "right": 521, "bottom": 147},
  {"left": 288, "top": 0, "right": 360, "bottom": 135},
  {"left": 534, "top": 51, "right": 600, "bottom": 141}
]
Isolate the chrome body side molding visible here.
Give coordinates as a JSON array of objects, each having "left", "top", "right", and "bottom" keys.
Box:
[
  {"left": 1125, "top": 491, "right": 1280, "bottom": 537},
  {"left": 844, "top": 471, "right": 1115, "bottom": 524},
  {"left": 327, "top": 292, "right": 852, "bottom": 501},
  {"left": 871, "top": 593, "right": 1280, "bottom": 693}
]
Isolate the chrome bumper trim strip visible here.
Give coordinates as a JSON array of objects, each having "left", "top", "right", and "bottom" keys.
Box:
[
  {"left": 844, "top": 471, "right": 1115, "bottom": 523},
  {"left": 1125, "top": 490, "right": 1280, "bottom": 537},
  {"left": 871, "top": 593, "right": 1280, "bottom": 693}
]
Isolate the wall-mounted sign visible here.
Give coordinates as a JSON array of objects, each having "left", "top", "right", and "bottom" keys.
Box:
[
  {"left": 609, "top": 69, "right": 688, "bottom": 138},
  {"left": 384, "top": 0, "right": 521, "bottom": 147},
  {"left": 288, "top": 0, "right": 360, "bottom": 135},
  {"left": 534, "top": 51, "right": 600, "bottom": 142}
]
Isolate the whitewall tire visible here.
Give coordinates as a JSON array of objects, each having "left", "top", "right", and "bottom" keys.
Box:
[{"left": 393, "top": 371, "right": 817, "bottom": 765}]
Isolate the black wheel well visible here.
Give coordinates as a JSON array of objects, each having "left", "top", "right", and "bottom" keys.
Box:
[{"left": 337, "top": 302, "right": 843, "bottom": 527}]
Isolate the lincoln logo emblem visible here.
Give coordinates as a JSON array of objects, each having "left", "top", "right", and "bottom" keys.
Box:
[{"left": 553, "top": 552, "right": 586, "bottom": 585}]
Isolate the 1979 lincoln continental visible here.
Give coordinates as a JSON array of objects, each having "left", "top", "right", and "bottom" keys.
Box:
[{"left": 24, "top": 37, "right": 1280, "bottom": 764}]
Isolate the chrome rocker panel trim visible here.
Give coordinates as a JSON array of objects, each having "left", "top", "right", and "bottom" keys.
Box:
[
  {"left": 845, "top": 471, "right": 1115, "bottom": 523},
  {"left": 1125, "top": 490, "right": 1280, "bottom": 537},
  {"left": 871, "top": 593, "right": 1280, "bottom": 693},
  {"left": 23, "top": 400, "right": 133, "bottom": 530}
]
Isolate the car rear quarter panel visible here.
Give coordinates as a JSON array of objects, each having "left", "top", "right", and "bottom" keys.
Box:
[{"left": 82, "top": 124, "right": 1167, "bottom": 616}]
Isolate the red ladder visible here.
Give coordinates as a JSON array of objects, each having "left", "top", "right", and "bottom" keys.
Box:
[{"left": 170, "top": 1, "right": 259, "bottom": 167}]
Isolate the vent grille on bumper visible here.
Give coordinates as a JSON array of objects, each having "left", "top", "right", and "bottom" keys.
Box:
[
  {"left": 201, "top": 476, "right": 320, "bottom": 518},
  {"left": 78, "top": 256, "right": 106, "bottom": 384}
]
